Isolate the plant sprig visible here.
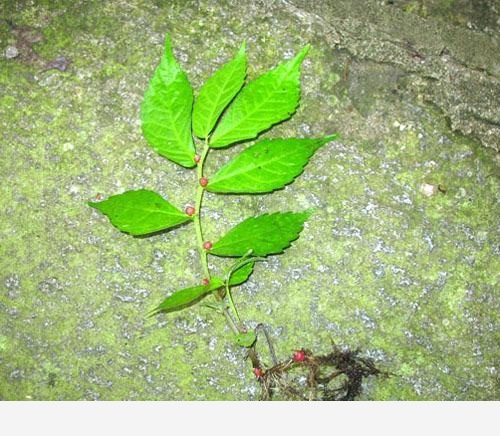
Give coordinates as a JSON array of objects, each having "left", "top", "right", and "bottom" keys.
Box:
[{"left": 89, "top": 35, "right": 338, "bottom": 370}]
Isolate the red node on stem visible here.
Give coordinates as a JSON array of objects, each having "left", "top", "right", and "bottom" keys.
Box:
[
  {"left": 185, "top": 206, "right": 196, "bottom": 216},
  {"left": 203, "top": 241, "right": 213, "bottom": 250},
  {"left": 201, "top": 278, "right": 210, "bottom": 286},
  {"left": 199, "top": 177, "right": 209, "bottom": 188}
]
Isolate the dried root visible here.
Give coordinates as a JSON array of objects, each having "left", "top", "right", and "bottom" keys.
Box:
[{"left": 254, "top": 344, "right": 387, "bottom": 401}]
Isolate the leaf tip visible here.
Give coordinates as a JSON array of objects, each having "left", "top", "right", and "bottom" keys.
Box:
[
  {"left": 325, "top": 133, "right": 340, "bottom": 142},
  {"left": 303, "top": 208, "right": 316, "bottom": 220},
  {"left": 162, "top": 34, "right": 179, "bottom": 66},
  {"left": 163, "top": 34, "right": 172, "bottom": 53},
  {"left": 146, "top": 308, "right": 159, "bottom": 318},
  {"left": 238, "top": 41, "right": 247, "bottom": 54},
  {"left": 295, "top": 44, "right": 311, "bottom": 64}
]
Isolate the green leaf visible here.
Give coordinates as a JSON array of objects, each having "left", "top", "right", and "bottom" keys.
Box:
[
  {"left": 209, "top": 45, "right": 310, "bottom": 148},
  {"left": 235, "top": 331, "right": 257, "bottom": 348},
  {"left": 192, "top": 42, "right": 247, "bottom": 139},
  {"left": 141, "top": 35, "right": 195, "bottom": 168},
  {"left": 210, "top": 211, "right": 312, "bottom": 257},
  {"left": 208, "top": 135, "right": 338, "bottom": 194},
  {"left": 88, "top": 189, "right": 191, "bottom": 236},
  {"left": 149, "top": 277, "right": 224, "bottom": 315},
  {"left": 228, "top": 262, "right": 254, "bottom": 286}
]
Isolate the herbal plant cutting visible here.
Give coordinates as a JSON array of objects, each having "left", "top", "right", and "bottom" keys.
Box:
[{"left": 88, "top": 35, "right": 386, "bottom": 399}]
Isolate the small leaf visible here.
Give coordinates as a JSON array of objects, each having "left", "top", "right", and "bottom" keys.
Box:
[
  {"left": 209, "top": 45, "right": 310, "bottom": 148},
  {"left": 192, "top": 42, "right": 247, "bottom": 139},
  {"left": 88, "top": 189, "right": 191, "bottom": 236},
  {"left": 208, "top": 135, "right": 338, "bottom": 194},
  {"left": 210, "top": 211, "right": 312, "bottom": 257},
  {"left": 141, "top": 35, "right": 195, "bottom": 168},
  {"left": 228, "top": 262, "right": 254, "bottom": 286},
  {"left": 235, "top": 331, "right": 257, "bottom": 348},
  {"left": 149, "top": 277, "right": 224, "bottom": 315}
]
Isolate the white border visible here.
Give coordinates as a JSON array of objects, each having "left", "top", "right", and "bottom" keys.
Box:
[{"left": 1, "top": 401, "right": 498, "bottom": 436}]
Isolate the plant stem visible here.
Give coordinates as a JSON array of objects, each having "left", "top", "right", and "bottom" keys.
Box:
[
  {"left": 193, "top": 138, "right": 210, "bottom": 279},
  {"left": 193, "top": 137, "right": 240, "bottom": 336},
  {"left": 192, "top": 142, "right": 281, "bottom": 372}
]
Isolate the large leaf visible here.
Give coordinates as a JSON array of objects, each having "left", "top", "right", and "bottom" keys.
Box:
[
  {"left": 210, "top": 211, "right": 312, "bottom": 257},
  {"left": 149, "top": 277, "right": 224, "bottom": 315},
  {"left": 192, "top": 42, "right": 247, "bottom": 139},
  {"left": 207, "top": 135, "right": 338, "bottom": 194},
  {"left": 88, "top": 189, "right": 191, "bottom": 236},
  {"left": 141, "top": 35, "right": 195, "bottom": 168},
  {"left": 209, "top": 45, "right": 310, "bottom": 148}
]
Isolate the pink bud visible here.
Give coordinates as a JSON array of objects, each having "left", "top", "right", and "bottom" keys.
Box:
[
  {"left": 253, "top": 367, "right": 264, "bottom": 378},
  {"left": 292, "top": 350, "right": 307, "bottom": 362}
]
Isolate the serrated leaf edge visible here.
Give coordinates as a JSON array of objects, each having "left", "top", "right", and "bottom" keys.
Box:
[
  {"left": 210, "top": 210, "right": 313, "bottom": 257},
  {"left": 193, "top": 41, "right": 247, "bottom": 139},
  {"left": 209, "top": 45, "right": 310, "bottom": 149},
  {"left": 207, "top": 134, "right": 339, "bottom": 194},
  {"left": 148, "top": 277, "right": 224, "bottom": 316},
  {"left": 88, "top": 189, "right": 193, "bottom": 236},
  {"left": 140, "top": 35, "right": 196, "bottom": 168}
]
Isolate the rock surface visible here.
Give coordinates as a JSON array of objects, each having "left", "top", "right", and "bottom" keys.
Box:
[{"left": 0, "top": 0, "right": 498, "bottom": 400}]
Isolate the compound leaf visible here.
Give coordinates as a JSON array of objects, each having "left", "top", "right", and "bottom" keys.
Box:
[
  {"left": 192, "top": 42, "right": 247, "bottom": 139},
  {"left": 208, "top": 135, "right": 338, "bottom": 194},
  {"left": 149, "top": 277, "right": 224, "bottom": 315},
  {"left": 209, "top": 45, "right": 310, "bottom": 148},
  {"left": 141, "top": 35, "right": 195, "bottom": 168},
  {"left": 88, "top": 189, "right": 191, "bottom": 236},
  {"left": 210, "top": 211, "right": 312, "bottom": 257}
]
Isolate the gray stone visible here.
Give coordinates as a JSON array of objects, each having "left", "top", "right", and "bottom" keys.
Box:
[{"left": 4, "top": 46, "right": 18, "bottom": 59}]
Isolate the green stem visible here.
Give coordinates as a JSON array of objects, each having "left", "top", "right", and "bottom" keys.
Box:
[
  {"left": 192, "top": 141, "right": 267, "bottom": 371},
  {"left": 223, "top": 252, "right": 266, "bottom": 327},
  {"left": 193, "top": 137, "right": 240, "bottom": 336},
  {"left": 223, "top": 308, "right": 240, "bottom": 335},
  {"left": 193, "top": 139, "right": 210, "bottom": 279},
  {"left": 225, "top": 279, "right": 241, "bottom": 325}
]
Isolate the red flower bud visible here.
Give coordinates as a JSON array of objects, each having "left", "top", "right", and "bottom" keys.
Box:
[
  {"left": 203, "top": 241, "right": 212, "bottom": 250},
  {"left": 253, "top": 367, "right": 264, "bottom": 378},
  {"left": 292, "top": 350, "right": 306, "bottom": 362},
  {"left": 201, "top": 278, "right": 210, "bottom": 286},
  {"left": 199, "top": 177, "right": 208, "bottom": 188},
  {"left": 194, "top": 155, "right": 201, "bottom": 163},
  {"left": 185, "top": 206, "right": 195, "bottom": 216}
]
